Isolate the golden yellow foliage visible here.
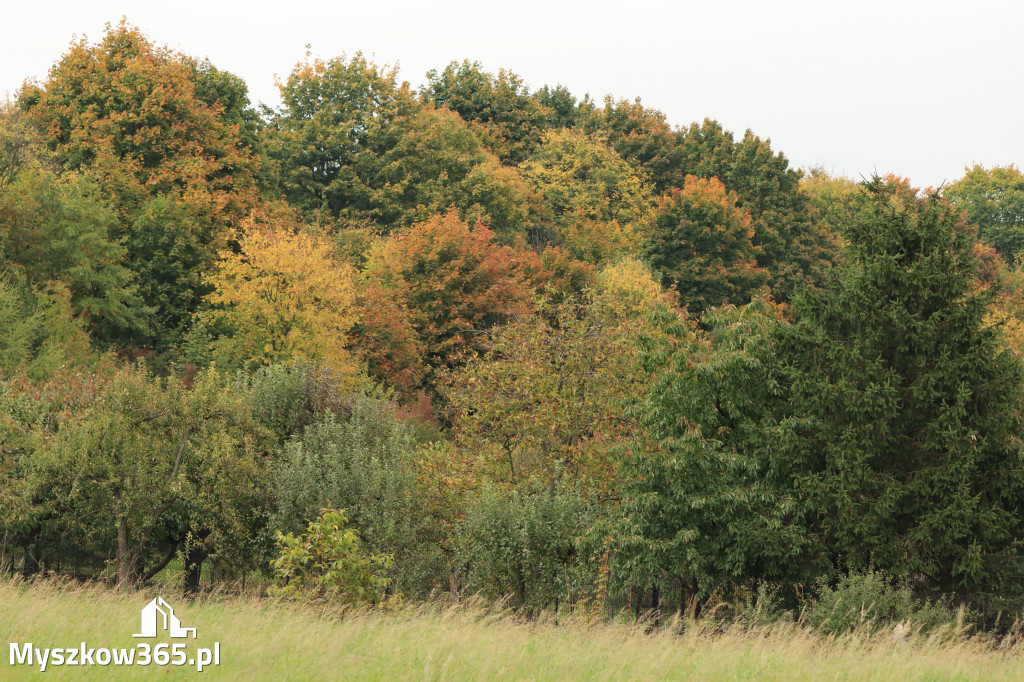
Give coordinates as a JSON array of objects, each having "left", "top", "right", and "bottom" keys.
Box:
[
  {"left": 596, "top": 257, "right": 677, "bottom": 318},
  {"left": 200, "top": 221, "right": 361, "bottom": 383}
]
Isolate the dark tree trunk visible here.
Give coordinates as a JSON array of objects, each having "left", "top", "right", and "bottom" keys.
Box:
[
  {"left": 182, "top": 529, "right": 211, "bottom": 598},
  {"left": 21, "top": 529, "right": 41, "bottom": 579}
]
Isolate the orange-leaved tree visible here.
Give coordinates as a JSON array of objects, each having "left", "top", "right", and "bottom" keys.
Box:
[
  {"left": 348, "top": 279, "right": 426, "bottom": 400},
  {"left": 19, "top": 21, "right": 263, "bottom": 345},
  {"left": 361, "top": 211, "right": 541, "bottom": 387}
]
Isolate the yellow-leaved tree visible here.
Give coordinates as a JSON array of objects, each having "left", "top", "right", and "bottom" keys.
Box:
[{"left": 199, "top": 222, "right": 361, "bottom": 383}]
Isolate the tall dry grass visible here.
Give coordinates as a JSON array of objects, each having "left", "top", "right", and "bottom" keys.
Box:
[{"left": 0, "top": 578, "right": 1021, "bottom": 680}]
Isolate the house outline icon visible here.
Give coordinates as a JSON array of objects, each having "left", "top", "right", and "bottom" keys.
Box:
[{"left": 133, "top": 597, "right": 197, "bottom": 639}]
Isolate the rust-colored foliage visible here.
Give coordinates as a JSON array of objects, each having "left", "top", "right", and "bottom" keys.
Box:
[
  {"left": 361, "top": 211, "right": 540, "bottom": 382},
  {"left": 537, "top": 246, "right": 598, "bottom": 300},
  {"left": 19, "top": 21, "right": 263, "bottom": 343},
  {"left": 349, "top": 280, "right": 426, "bottom": 399}
]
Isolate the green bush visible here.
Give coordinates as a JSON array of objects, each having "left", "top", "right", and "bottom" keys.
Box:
[
  {"left": 271, "top": 395, "right": 443, "bottom": 594},
  {"left": 806, "top": 570, "right": 965, "bottom": 635},
  {"left": 244, "top": 360, "right": 354, "bottom": 443},
  {"left": 459, "top": 484, "right": 597, "bottom": 611},
  {"left": 269, "top": 508, "right": 395, "bottom": 606}
]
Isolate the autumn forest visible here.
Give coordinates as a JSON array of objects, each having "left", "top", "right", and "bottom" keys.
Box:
[{"left": 3, "top": 21, "right": 1024, "bottom": 639}]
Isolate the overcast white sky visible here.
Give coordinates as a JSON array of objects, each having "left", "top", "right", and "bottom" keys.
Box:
[{"left": 2, "top": 0, "right": 1021, "bottom": 189}]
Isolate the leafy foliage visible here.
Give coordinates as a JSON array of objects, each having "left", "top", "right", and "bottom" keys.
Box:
[
  {"left": 675, "top": 120, "right": 837, "bottom": 298},
  {"left": 9, "top": 24, "right": 1024, "bottom": 620},
  {"left": 622, "top": 178, "right": 1024, "bottom": 599},
  {"left": 583, "top": 96, "right": 679, "bottom": 194},
  {"left": 0, "top": 115, "right": 148, "bottom": 344},
  {"left": 442, "top": 295, "right": 653, "bottom": 499},
  {"left": 0, "top": 275, "right": 95, "bottom": 381},
  {"left": 244, "top": 360, "right": 357, "bottom": 444},
  {"left": 269, "top": 508, "right": 394, "bottom": 606},
  {"left": 944, "top": 165, "right": 1024, "bottom": 262},
  {"left": 362, "top": 212, "right": 540, "bottom": 382},
  {"left": 198, "top": 221, "right": 362, "bottom": 380},
  {"left": 799, "top": 167, "right": 863, "bottom": 243},
  {"left": 806, "top": 570, "right": 963, "bottom": 636},
  {"left": 772, "top": 179, "right": 1024, "bottom": 592},
  {"left": 522, "top": 129, "right": 651, "bottom": 263},
  {"left": 349, "top": 280, "right": 425, "bottom": 399},
  {"left": 19, "top": 21, "right": 263, "bottom": 346},
  {"left": 272, "top": 397, "right": 431, "bottom": 591},
  {"left": 617, "top": 297, "right": 806, "bottom": 598},
  {"left": 458, "top": 485, "right": 597, "bottom": 610},
  {"left": 267, "top": 52, "right": 417, "bottom": 223},
  {"left": 646, "top": 175, "right": 767, "bottom": 314},
  {"left": 270, "top": 56, "right": 535, "bottom": 236},
  {"left": 424, "top": 60, "right": 553, "bottom": 165},
  {"left": 21, "top": 363, "right": 270, "bottom": 586},
  {"left": 371, "top": 106, "right": 535, "bottom": 236}
]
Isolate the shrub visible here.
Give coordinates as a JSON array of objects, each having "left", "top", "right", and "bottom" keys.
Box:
[
  {"left": 271, "top": 395, "right": 440, "bottom": 594},
  {"left": 269, "top": 509, "right": 394, "bottom": 606},
  {"left": 244, "top": 360, "right": 355, "bottom": 443},
  {"left": 806, "top": 570, "right": 965, "bottom": 636},
  {"left": 459, "top": 484, "right": 598, "bottom": 611}
]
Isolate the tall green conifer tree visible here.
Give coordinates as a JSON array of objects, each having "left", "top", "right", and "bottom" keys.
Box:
[
  {"left": 621, "top": 177, "right": 1024, "bottom": 600},
  {"left": 775, "top": 177, "right": 1024, "bottom": 593}
]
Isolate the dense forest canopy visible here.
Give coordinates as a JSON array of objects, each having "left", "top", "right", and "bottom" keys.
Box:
[{"left": 2, "top": 22, "right": 1024, "bottom": 625}]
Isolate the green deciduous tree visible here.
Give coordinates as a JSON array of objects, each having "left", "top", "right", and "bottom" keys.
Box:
[
  {"left": 799, "top": 167, "right": 864, "bottom": 242},
  {"left": 617, "top": 297, "right": 805, "bottom": 600},
  {"left": 458, "top": 484, "right": 598, "bottom": 611},
  {"left": 424, "top": 60, "right": 553, "bottom": 165},
  {"left": 272, "top": 396, "right": 438, "bottom": 593},
  {"left": 371, "top": 106, "right": 535, "bottom": 237},
  {"left": 270, "top": 55, "right": 535, "bottom": 237},
  {"left": 676, "top": 120, "right": 837, "bottom": 299},
  {"left": 944, "top": 165, "right": 1024, "bottom": 262},
  {"left": 646, "top": 175, "right": 768, "bottom": 314},
  {"left": 26, "top": 363, "right": 270, "bottom": 591},
  {"left": 267, "top": 52, "right": 418, "bottom": 224},
  {"left": 0, "top": 275, "right": 95, "bottom": 381},
  {"left": 583, "top": 96, "right": 680, "bottom": 194},
  {"left": 0, "top": 168, "right": 149, "bottom": 344},
  {"left": 19, "top": 21, "right": 264, "bottom": 348},
  {"left": 622, "top": 177, "right": 1024, "bottom": 600}
]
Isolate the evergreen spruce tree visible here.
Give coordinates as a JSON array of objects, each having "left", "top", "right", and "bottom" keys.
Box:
[
  {"left": 620, "top": 176, "right": 1024, "bottom": 601},
  {"left": 774, "top": 177, "right": 1024, "bottom": 593}
]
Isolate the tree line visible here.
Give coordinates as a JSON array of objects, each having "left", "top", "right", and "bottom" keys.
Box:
[{"left": 2, "top": 21, "right": 1024, "bottom": 621}]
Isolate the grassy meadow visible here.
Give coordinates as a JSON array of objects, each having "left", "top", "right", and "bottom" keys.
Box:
[{"left": 0, "top": 579, "right": 1021, "bottom": 680}]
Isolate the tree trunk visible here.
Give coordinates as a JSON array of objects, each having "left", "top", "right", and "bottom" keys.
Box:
[
  {"left": 116, "top": 518, "right": 135, "bottom": 587},
  {"left": 183, "top": 546, "right": 205, "bottom": 597},
  {"left": 21, "top": 529, "right": 41, "bottom": 579},
  {"left": 182, "top": 529, "right": 211, "bottom": 598}
]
